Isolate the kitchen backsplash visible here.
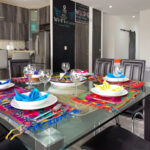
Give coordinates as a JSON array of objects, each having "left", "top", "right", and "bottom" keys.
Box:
[{"left": 0, "top": 40, "right": 25, "bottom": 50}]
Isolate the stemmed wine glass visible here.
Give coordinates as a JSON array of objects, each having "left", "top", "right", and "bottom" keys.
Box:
[
  {"left": 70, "top": 69, "right": 83, "bottom": 96},
  {"left": 61, "top": 62, "right": 70, "bottom": 73},
  {"left": 23, "top": 64, "right": 36, "bottom": 89},
  {"left": 39, "top": 69, "right": 52, "bottom": 91},
  {"left": 113, "top": 65, "right": 124, "bottom": 82}
]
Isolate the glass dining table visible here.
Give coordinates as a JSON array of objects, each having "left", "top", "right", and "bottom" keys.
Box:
[{"left": 1, "top": 80, "right": 150, "bottom": 150}]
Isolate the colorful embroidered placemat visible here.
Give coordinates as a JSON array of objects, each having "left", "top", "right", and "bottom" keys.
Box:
[
  {"left": 0, "top": 87, "right": 81, "bottom": 140},
  {"left": 0, "top": 86, "right": 29, "bottom": 99},
  {"left": 72, "top": 89, "right": 142, "bottom": 112},
  {"left": 11, "top": 77, "right": 29, "bottom": 83},
  {"left": 96, "top": 76, "right": 145, "bottom": 89}
]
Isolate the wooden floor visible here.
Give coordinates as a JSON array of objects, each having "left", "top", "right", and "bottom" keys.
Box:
[{"left": 68, "top": 115, "right": 144, "bottom": 150}]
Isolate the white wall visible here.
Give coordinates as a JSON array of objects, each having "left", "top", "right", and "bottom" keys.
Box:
[
  {"left": 103, "top": 13, "right": 139, "bottom": 59},
  {"left": 140, "top": 10, "right": 150, "bottom": 66}
]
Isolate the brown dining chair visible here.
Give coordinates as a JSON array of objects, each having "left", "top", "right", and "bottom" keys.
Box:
[
  {"left": 81, "top": 125, "right": 150, "bottom": 150},
  {"left": 94, "top": 58, "right": 114, "bottom": 76},
  {"left": 121, "top": 59, "right": 146, "bottom": 133}
]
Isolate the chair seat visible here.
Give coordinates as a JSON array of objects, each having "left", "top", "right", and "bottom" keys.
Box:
[
  {"left": 0, "top": 138, "right": 27, "bottom": 150},
  {"left": 0, "top": 124, "right": 9, "bottom": 141},
  {"left": 81, "top": 125, "right": 150, "bottom": 150}
]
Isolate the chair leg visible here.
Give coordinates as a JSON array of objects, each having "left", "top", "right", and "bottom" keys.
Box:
[
  {"left": 132, "top": 112, "right": 144, "bottom": 133},
  {"left": 115, "top": 116, "right": 120, "bottom": 126}
]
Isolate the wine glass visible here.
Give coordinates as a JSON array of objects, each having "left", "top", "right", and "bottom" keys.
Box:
[
  {"left": 39, "top": 69, "right": 52, "bottom": 91},
  {"left": 113, "top": 65, "right": 124, "bottom": 83},
  {"left": 23, "top": 64, "right": 36, "bottom": 89},
  {"left": 61, "top": 62, "right": 70, "bottom": 73},
  {"left": 70, "top": 69, "right": 83, "bottom": 96}
]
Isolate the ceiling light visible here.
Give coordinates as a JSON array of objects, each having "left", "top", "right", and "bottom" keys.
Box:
[
  {"left": 109, "top": 5, "right": 112, "bottom": 8},
  {"left": 132, "top": 16, "right": 136, "bottom": 18}
]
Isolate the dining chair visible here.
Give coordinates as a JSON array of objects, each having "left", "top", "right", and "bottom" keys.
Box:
[
  {"left": 94, "top": 58, "right": 114, "bottom": 76},
  {"left": 8, "top": 59, "right": 32, "bottom": 78},
  {"left": 121, "top": 59, "right": 145, "bottom": 81},
  {"left": 0, "top": 123, "right": 27, "bottom": 150},
  {"left": 81, "top": 125, "right": 150, "bottom": 150},
  {"left": 120, "top": 59, "right": 146, "bottom": 133},
  {"left": 12, "top": 52, "right": 30, "bottom": 60}
]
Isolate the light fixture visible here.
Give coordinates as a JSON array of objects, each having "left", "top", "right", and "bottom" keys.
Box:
[
  {"left": 109, "top": 5, "right": 112, "bottom": 8},
  {"left": 132, "top": 16, "right": 136, "bottom": 18}
]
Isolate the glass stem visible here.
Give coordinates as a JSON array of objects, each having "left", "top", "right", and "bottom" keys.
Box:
[
  {"left": 75, "top": 84, "right": 78, "bottom": 96},
  {"left": 44, "top": 83, "right": 47, "bottom": 91}
]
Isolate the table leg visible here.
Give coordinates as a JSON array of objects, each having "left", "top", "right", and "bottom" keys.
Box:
[{"left": 144, "top": 94, "right": 150, "bottom": 141}]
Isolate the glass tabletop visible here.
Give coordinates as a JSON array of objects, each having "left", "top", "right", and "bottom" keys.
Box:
[{"left": 1, "top": 80, "right": 150, "bottom": 150}]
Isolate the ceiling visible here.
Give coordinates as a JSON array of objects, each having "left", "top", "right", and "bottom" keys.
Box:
[
  {"left": 0, "top": 0, "right": 50, "bottom": 8},
  {"left": 1, "top": 0, "right": 150, "bottom": 15},
  {"left": 73, "top": 0, "right": 150, "bottom": 15}
]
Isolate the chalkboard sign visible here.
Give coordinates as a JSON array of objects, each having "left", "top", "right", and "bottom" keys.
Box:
[
  {"left": 53, "top": 0, "right": 75, "bottom": 27},
  {"left": 75, "top": 3, "right": 89, "bottom": 24}
]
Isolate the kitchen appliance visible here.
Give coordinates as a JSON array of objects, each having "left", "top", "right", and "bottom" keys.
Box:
[{"left": 32, "top": 31, "right": 50, "bottom": 69}]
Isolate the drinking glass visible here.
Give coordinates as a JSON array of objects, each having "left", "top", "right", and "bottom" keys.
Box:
[
  {"left": 23, "top": 64, "right": 36, "bottom": 89},
  {"left": 39, "top": 69, "right": 52, "bottom": 91},
  {"left": 61, "top": 62, "right": 70, "bottom": 73},
  {"left": 113, "top": 65, "right": 124, "bottom": 83},
  {"left": 70, "top": 69, "right": 83, "bottom": 96}
]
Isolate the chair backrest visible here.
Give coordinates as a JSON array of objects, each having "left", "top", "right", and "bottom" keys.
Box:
[
  {"left": 9, "top": 59, "right": 32, "bottom": 78},
  {"left": 12, "top": 52, "right": 30, "bottom": 60},
  {"left": 121, "top": 59, "right": 145, "bottom": 81},
  {"left": 0, "top": 50, "right": 8, "bottom": 69},
  {"left": 94, "top": 58, "right": 114, "bottom": 76}
]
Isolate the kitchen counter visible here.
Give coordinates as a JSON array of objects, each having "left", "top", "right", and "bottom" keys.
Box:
[{"left": 7, "top": 50, "right": 35, "bottom": 59}]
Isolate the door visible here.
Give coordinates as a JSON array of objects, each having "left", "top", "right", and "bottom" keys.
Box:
[
  {"left": 53, "top": 24, "right": 75, "bottom": 73},
  {"left": 93, "top": 9, "right": 101, "bottom": 70},
  {"left": 75, "top": 23, "right": 89, "bottom": 70}
]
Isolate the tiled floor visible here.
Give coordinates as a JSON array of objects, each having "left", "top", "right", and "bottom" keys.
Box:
[{"left": 68, "top": 115, "right": 144, "bottom": 150}]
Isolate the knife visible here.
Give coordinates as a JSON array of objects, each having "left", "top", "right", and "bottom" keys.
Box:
[{"left": 89, "top": 97, "right": 116, "bottom": 105}]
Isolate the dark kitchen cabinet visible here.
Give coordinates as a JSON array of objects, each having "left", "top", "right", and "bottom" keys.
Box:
[
  {"left": 0, "top": 2, "right": 29, "bottom": 40},
  {"left": 39, "top": 6, "right": 50, "bottom": 25},
  {"left": 0, "top": 22, "right": 4, "bottom": 39}
]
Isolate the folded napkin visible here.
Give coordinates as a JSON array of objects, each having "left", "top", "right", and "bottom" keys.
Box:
[
  {"left": 107, "top": 73, "right": 125, "bottom": 78},
  {"left": 94, "top": 81, "right": 123, "bottom": 91},
  {"left": 34, "top": 70, "right": 39, "bottom": 75},
  {"left": 82, "top": 69, "right": 88, "bottom": 73},
  {"left": 15, "top": 88, "right": 49, "bottom": 102},
  {"left": 0, "top": 80, "right": 10, "bottom": 85}
]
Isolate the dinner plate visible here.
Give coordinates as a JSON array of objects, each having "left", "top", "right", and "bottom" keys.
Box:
[
  {"left": 26, "top": 81, "right": 42, "bottom": 85},
  {"left": 91, "top": 85, "right": 128, "bottom": 97},
  {"left": 11, "top": 92, "right": 57, "bottom": 110},
  {"left": 0, "top": 81, "right": 15, "bottom": 90},
  {"left": 50, "top": 81, "right": 86, "bottom": 88},
  {"left": 103, "top": 76, "right": 129, "bottom": 82}
]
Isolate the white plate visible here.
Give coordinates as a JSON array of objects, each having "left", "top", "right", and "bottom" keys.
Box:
[
  {"left": 103, "top": 76, "right": 129, "bottom": 82},
  {"left": 11, "top": 92, "right": 57, "bottom": 110},
  {"left": 50, "top": 81, "right": 86, "bottom": 88},
  {"left": 91, "top": 85, "right": 128, "bottom": 97},
  {"left": 82, "top": 73, "right": 94, "bottom": 76},
  {"left": 26, "top": 81, "right": 42, "bottom": 85},
  {"left": 0, "top": 82, "right": 15, "bottom": 90}
]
